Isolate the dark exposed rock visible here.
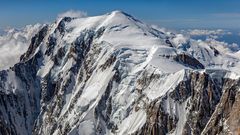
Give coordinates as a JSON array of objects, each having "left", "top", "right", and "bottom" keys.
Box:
[
  {"left": 41, "top": 74, "right": 56, "bottom": 103},
  {"left": 165, "top": 39, "right": 173, "bottom": 47},
  {"left": 136, "top": 71, "right": 160, "bottom": 94},
  {"left": 52, "top": 47, "right": 65, "bottom": 66},
  {"left": 100, "top": 55, "right": 117, "bottom": 70},
  {"left": 209, "top": 46, "right": 220, "bottom": 57},
  {"left": 69, "top": 30, "right": 94, "bottom": 74},
  {"left": 95, "top": 72, "right": 118, "bottom": 134},
  {"left": 173, "top": 53, "right": 205, "bottom": 69},
  {"left": 133, "top": 71, "right": 238, "bottom": 135},
  {"left": 95, "top": 27, "right": 106, "bottom": 39},
  {"left": 180, "top": 72, "right": 222, "bottom": 135},
  {"left": 20, "top": 25, "right": 48, "bottom": 62},
  {"left": 134, "top": 99, "right": 178, "bottom": 135},
  {"left": 201, "top": 79, "right": 240, "bottom": 135},
  {"left": 55, "top": 17, "right": 72, "bottom": 35},
  {"left": 45, "top": 36, "right": 57, "bottom": 56}
]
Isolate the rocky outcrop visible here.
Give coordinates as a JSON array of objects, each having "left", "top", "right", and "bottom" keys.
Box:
[
  {"left": 20, "top": 25, "right": 48, "bottom": 62},
  {"left": 0, "top": 56, "right": 42, "bottom": 135},
  {"left": 134, "top": 99, "right": 178, "bottom": 135},
  {"left": 133, "top": 71, "right": 240, "bottom": 135},
  {"left": 201, "top": 79, "right": 240, "bottom": 135},
  {"left": 173, "top": 53, "right": 205, "bottom": 69}
]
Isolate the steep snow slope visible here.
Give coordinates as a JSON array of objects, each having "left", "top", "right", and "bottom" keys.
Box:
[{"left": 0, "top": 11, "right": 240, "bottom": 135}]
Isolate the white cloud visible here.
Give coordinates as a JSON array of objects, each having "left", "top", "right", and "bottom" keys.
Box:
[
  {"left": 213, "top": 13, "right": 240, "bottom": 18},
  {"left": 0, "top": 24, "right": 41, "bottom": 70},
  {"left": 57, "top": 10, "right": 87, "bottom": 19},
  {"left": 179, "top": 29, "right": 239, "bottom": 53},
  {"left": 189, "top": 29, "right": 231, "bottom": 36},
  {"left": 172, "top": 34, "right": 189, "bottom": 46},
  {"left": 204, "top": 38, "right": 240, "bottom": 53},
  {"left": 181, "top": 29, "right": 232, "bottom": 37},
  {"left": 151, "top": 25, "right": 167, "bottom": 33}
]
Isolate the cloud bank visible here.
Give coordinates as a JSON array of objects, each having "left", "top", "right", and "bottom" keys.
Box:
[
  {"left": 204, "top": 38, "right": 239, "bottom": 52},
  {"left": 182, "top": 29, "right": 232, "bottom": 36},
  {"left": 0, "top": 24, "right": 41, "bottom": 70}
]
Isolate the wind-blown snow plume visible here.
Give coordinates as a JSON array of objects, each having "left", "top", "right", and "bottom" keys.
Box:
[{"left": 57, "top": 10, "right": 87, "bottom": 19}]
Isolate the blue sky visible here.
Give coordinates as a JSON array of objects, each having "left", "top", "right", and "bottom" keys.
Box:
[{"left": 1, "top": 0, "right": 240, "bottom": 29}]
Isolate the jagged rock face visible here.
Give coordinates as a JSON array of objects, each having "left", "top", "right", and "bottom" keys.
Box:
[
  {"left": 0, "top": 11, "right": 240, "bottom": 135},
  {"left": 0, "top": 53, "right": 42, "bottom": 135},
  {"left": 20, "top": 25, "right": 48, "bottom": 62},
  {"left": 201, "top": 79, "right": 240, "bottom": 135},
  {"left": 132, "top": 70, "right": 239, "bottom": 135},
  {"left": 173, "top": 54, "right": 204, "bottom": 69}
]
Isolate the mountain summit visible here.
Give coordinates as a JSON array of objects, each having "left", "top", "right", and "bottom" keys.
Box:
[{"left": 0, "top": 11, "right": 240, "bottom": 135}]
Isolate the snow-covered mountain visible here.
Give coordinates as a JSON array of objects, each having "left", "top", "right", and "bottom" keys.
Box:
[{"left": 0, "top": 11, "right": 240, "bottom": 135}]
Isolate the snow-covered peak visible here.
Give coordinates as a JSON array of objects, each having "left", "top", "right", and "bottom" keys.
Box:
[
  {"left": 61, "top": 10, "right": 161, "bottom": 47},
  {"left": 1, "top": 11, "right": 240, "bottom": 135},
  {"left": 16, "top": 11, "right": 240, "bottom": 75}
]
